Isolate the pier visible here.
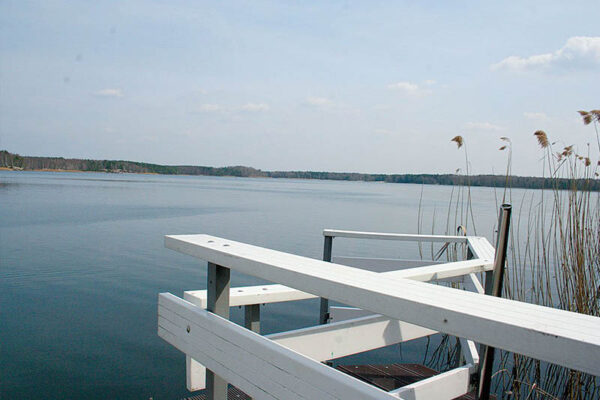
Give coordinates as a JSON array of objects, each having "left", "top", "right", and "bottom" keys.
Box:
[{"left": 158, "top": 224, "right": 600, "bottom": 399}]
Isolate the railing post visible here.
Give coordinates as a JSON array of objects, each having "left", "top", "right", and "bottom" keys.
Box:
[
  {"left": 477, "top": 204, "right": 511, "bottom": 400},
  {"left": 244, "top": 304, "right": 260, "bottom": 333},
  {"left": 319, "top": 234, "right": 333, "bottom": 324},
  {"left": 206, "top": 262, "right": 230, "bottom": 400}
]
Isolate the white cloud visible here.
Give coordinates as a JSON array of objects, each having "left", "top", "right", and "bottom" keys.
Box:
[
  {"left": 198, "top": 104, "right": 221, "bottom": 112},
  {"left": 93, "top": 88, "right": 123, "bottom": 97},
  {"left": 492, "top": 36, "right": 600, "bottom": 72},
  {"left": 387, "top": 81, "right": 430, "bottom": 95},
  {"left": 241, "top": 103, "right": 270, "bottom": 112},
  {"left": 305, "top": 96, "right": 334, "bottom": 107},
  {"left": 464, "top": 122, "right": 504, "bottom": 131},
  {"left": 524, "top": 112, "right": 548, "bottom": 120},
  {"left": 424, "top": 79, "right": 436, "bottom": 86}
]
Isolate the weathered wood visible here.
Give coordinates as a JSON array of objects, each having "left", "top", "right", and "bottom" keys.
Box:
[
  {"left": 323, "top": 229, "right": 469, "bottom": 243},
  {"left": 166, "top": 234, "right": 600, "bottom": 376},
  {"left": 159, "top": 293, "right": 400, "bottom": 400}
]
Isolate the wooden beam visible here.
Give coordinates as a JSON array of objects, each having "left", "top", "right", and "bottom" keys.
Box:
[
  {"left": 184, "top": 284, "right": 316, "bottom": 308},
  {"left": 205, "top": 263, "right": 230, "bottom": 400},
  {"left": 323, "top": 229, "right": 468, "bottom": 243},
  {"left": 166, "top": 234, "right": 600, "bottom": 376},
  {"left": 159, "top": 293, "right": 400, "bottom": 400},
  {"left": 188, "top": 310, "right": 437, "bottom": 391},
  {"left": 390, "top": 365, "right": 472, "bottom": 400},
  {"left": 467, "top": 237, "right": 495, "bottom": 260},
  {"left": 183, "top": 259, "right": 493, "bottom": 310},
  {"left": 383, "top": 259, "right": 492, "bottom": 282},
  {"left": 333, "top": 256, "right": 445, "bottom": 272}
]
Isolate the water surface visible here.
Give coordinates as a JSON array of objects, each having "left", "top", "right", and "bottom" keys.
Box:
[{"left": 1, "top": 171, "right": 506, "bottom": 399}]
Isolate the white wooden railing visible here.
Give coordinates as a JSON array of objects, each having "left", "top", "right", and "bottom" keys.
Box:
[{"left": 158, "top": 230, "right": 600, "bottom": 400}]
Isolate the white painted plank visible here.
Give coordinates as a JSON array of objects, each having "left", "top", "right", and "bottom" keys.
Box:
[
  {"left": 323, "top": 229, "right": 468, "bottom": 243},
  {"left": 165, "top": 234, "right": 600, "bottom": 375},
  {"left": 464, "top": 273, "right": 485, "bottom": 294},
  {"left": 459, "top": 338, "right": 479, "bottom": 370},
  {"left": 333, "top": 256, "right": 445, "bottom": 272},
  {"left": 189, "top": 308, "right": 436, "bottom": 391},
  {"left": 269, "top": 314, "right": 436, "bottom": 361},
  {"left": 183, "top": 259, "right": 492, "bottom": 311},
  {"left": 184, "top": 284, "right": 317, "bottom": 309},
  {"left": 383, "top": 259, "right": 492, "bottom": 282},
  {"left": 329, "top": 306, "right": 374, "bottom": 322},
  {"left": 159, "top": 293, "right": 401, "bottom": 400},
  {"left": 390, "top": 365, "right": 471, "bottom": 400},
  {"left": 467, "top": 237, "right": 496, "bottom": 260},
  {"left": 186, "top": 356, "right": 206, "bottom": 391}
]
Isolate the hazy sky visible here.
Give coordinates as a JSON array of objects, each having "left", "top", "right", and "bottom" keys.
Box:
[{"left": 1, "top": 1, "right": 599, "bottom": 176}]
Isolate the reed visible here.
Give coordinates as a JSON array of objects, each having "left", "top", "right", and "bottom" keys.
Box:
[
  {"left": 493, "top": 112, "right": 600, "bottom": 399},
  {"left": 421, "top": 110, "right": 599, "bottom": 398}
]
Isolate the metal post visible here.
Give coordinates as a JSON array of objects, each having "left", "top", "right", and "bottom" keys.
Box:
[
  {"left": 477, "top": 204, "right": 511, "bottom": 400},
  {"left": 319, "top": 235, "right": 333, "bottom": 325},
  {"left": 244, "top": 304, "right": 260, "bottom": 333},
  {"left": 206, "top": 262, "right": 230, "bottom": 400}
]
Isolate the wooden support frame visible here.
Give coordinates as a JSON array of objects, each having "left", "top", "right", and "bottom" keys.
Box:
[
  {"left": 165, "top": 234, "right": 600, "bottom": 376},
  {"left": 323, "top": 229, "right": 469, "bottom": 243},
  {"left": 183, "top": 258, "right": 493, "bottom": 311},
  {"left": 390, "top": 365, "right": 472, "bottom": 400},
  {"left": 205, "top": 263, "right": 230, "bottom": 400},
  {"left": 159, "top": 293, "right": 401, "bottom": 400},
  {"left": 187, "top": 309, "right": 438, "bottom": 391}
]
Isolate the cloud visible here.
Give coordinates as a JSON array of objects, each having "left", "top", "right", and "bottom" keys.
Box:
[
  {"left": 424, "top": 79, "right": 436, "bottom": 86},
  {"left": 241, "top": 103, "right": 270, "bottom": 112},
  {"left": 388, "top": 81, "right": 430, "bottom": 95},
  {"left": 305, "top": 96, "right": 334, "bottom": 107},
  {"left": 524, "top": 112, "right": 548, "bottom": 120},
  {"left": 491, "top": 36, "right": 600, "bottom": 72},
  {"left": 198, "top": 104, "right": 221, "bottom": 112},
  {"left": 464, "top": 122, "right": 504, "bottom": 131},
  {"left": 93, "top": 88, "right": 123, "bottom": 97}
]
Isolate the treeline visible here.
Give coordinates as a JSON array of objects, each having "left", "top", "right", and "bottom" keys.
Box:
[{"left": 2, "top": 150, "right": 599, "bottom": 191}]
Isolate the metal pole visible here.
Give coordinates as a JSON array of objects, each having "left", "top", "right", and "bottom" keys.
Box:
[
  {"left": 477, "top": 204, "right": 511, "bottom": 400},
  {"left": 319, "top": 235, "right": 333, "bottom": 325},
  {"left": 206, "top": 262, "right": 230, "bottom": 400}
]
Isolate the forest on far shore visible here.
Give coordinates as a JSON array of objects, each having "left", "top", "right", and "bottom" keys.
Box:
[{"left": 2, "top": 150, "right": 599, "bottom": 191}]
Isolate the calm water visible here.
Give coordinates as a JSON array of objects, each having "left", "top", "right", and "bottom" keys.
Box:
[{"left": 1, "top": 171, "right": 506, "bottom": 399}]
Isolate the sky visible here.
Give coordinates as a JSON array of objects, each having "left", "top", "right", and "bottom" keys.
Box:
[{"left": 1, "top": 1, "right": 599, "bottom": 176}]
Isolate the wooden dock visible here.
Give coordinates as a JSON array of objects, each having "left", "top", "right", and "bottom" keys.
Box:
[
  {"left": 185, "top": 364, "right": 486, "bottom": 400},
  {"left": 159, "top": 228, "right": 600, "bottom": 399}
]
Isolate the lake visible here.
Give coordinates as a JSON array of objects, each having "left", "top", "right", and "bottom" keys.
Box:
[{"left": 0, "top": 171, "right": 507, "bottom": 399}]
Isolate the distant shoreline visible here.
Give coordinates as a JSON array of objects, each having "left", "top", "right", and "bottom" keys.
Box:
[{"left": 1, "top": 150, "right": 599, "bottom": 191}]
